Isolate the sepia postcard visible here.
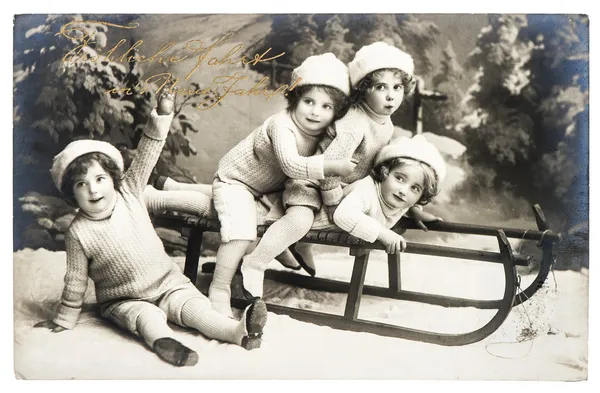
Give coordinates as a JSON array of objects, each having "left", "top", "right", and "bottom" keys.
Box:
[{"left": 11, "top": 12, "right": 589, "bottom": 382}]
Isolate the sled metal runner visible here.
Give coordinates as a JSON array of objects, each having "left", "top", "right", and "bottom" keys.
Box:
[{"left": 155, "top": 204, "right": 559, "bottom": 346}]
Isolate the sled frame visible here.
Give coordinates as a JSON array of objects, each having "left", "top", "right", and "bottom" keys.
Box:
[{"left": 156, "top": 204, "right": 559, "bottom": 346}]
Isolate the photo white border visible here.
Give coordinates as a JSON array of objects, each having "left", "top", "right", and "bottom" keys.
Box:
[{"left": 4, "top": 1, "right": 595, "bottom": 391}]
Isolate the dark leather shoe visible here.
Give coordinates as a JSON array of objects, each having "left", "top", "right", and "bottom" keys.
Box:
[{"left": 290, "top": 243, "right": 316, "bottom": 276}]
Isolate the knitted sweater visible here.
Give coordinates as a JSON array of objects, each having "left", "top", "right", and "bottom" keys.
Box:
[
  {"left": 333, "top": 176, "right": 408, "bottom": 243},
  {"left": 318, "top": 102, "right": 394, "bottom": 206},
  {"left": 215, "top": 110, "right": 327, "bottom": 196},
  {"left": 52, "top": 110, "right": 190, "bottom": 330}
]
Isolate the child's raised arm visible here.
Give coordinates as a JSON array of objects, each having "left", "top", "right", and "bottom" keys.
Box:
[{"left": 123, "top": 93, "right": 175, "bottom": 196}]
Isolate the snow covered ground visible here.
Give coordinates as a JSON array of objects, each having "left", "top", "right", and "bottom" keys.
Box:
[{"left": 13, "top": 237, "right": 587, "bottom": 380}]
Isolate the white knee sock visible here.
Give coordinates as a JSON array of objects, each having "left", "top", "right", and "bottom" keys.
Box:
[
  {"left": 144, "top": 186, "right": 212, "bottom": 217},
  {"left": 181, "top": 297, "right": 245, "bottom": 345},
  {"left": 136, "top": 310, "right": 175, "bottom": 348},
  {"left": 208, "top": 240, "right": 251, "bottom": 318},
  {"left": 241, "top": 206, "right": 314, "bottom": 297},
  {"left": 163, "top": 178, "right": 213, "bottom": 196}
]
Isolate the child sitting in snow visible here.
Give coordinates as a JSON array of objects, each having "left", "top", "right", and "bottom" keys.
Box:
[
  {"left": 332, "top": 134, "right": 446, "bottom": 253},
  {"left": 34, "top": 93, "right": 268, "bottom": 368},
  {"left": 206, "top": 53, "right": 356, "bottom": 317},
  {"left": 240, "top": 42, "right": 441, "bottom": 298}
]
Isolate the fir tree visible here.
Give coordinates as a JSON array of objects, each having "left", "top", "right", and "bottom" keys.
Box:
[
  {"left": 13, "top": 15, "right": 212, "bottom": 249},
  {"left": 457, "top": 15, "right": 588, "bottom": 224}
]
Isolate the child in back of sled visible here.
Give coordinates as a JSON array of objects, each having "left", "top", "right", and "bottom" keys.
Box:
[
  {"left": 207, "top": 53, "right": 356, "bottom": 317},
  {"left": 332, "top": 134, "right": 445, "bottom": 252},
  {"left": 240, "top": 42, "right": 440, "bottom": 298},
  {"left": 34, "top": 93, "right": 268, "bottom": 368}
]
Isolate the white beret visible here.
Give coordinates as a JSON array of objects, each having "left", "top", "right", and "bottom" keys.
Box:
[
  {"left": 50, "top": 140, "right": 124, "bottom": 192},
  {"left": 374, "top": 134, "right": 446, "bottom": 183},
  {"left": 348, "top": 41, "right": 415, "bottom": 87},
  {"left": 292, "top": 52, "right": 350, "bottom": 95}
]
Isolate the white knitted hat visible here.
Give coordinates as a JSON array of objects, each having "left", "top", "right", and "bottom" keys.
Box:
[
  {"left": 374, "top": 135, "right": 446, "bottom": 183},
  {"left": 348, "top": 42, "right": 415, "bottom": 87},
  {"left": 292, "top": 52, "right": 350, "bottom": 95},
  {"left": 50, "top": 140, "right": 124, "bottom": 192}
]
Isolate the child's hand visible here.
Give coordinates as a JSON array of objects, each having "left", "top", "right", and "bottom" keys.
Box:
[
  {"left": 157, "top": 92, "right": 175, "bottom": 115},
  {"left": 324, "top": 158, "right": 358, "bottom": 177},
  {"left": 34, "top": 320, "right": 66, "bottom": 333},
  {"left": 409, "top": 206, "right": 443, "bottom": 232},
  {"left": 377, "top": 229, "right": 407, "bottom": 254}
]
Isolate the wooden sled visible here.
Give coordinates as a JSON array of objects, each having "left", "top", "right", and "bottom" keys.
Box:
[{"left": 154, "top": 204, "right": 560, "bottom": 346}]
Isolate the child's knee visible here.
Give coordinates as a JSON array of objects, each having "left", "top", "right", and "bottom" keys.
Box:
[
  {"left": 116, "top": 303, "right": 167, "bottom": 336},
  {"left": 288, "top": 205, "right": 316, "bottom": 230},
  {"left": 159, "top": 283, "right": 210, "bottom": 326},
  {"left": 213, "top": 181, "right": 258, "bottom": 242}
]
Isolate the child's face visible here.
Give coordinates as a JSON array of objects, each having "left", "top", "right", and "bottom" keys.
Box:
[
  {"left": 293, "top": 88, "right": 336, "bottom": 135},
  {"left": 72, "top": 161, "right": 116, "bottom": 214},
  {"left": 380, "top": 162, "right": 424, "bottom": 210},
  {"left": 364, "top": 70, "right": 404, "bottom": 116}
]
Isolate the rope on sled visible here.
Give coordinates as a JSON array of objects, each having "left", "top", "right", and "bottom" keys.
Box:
[{"left": 484, "top": 230, "right": 559, "bottom": 359}]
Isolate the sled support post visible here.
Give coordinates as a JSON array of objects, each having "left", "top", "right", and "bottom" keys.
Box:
[
  {"left": 533, "top": 204, "right": 549, "bottom": 231},
  {"left": 388, "top": 252, "right": 402, "bottom": 291},
  {"left": 183, "top": 227, "right": 203, "bottom": 285},
  {"left": 344, "top": 251, "right": 370, "bottom": 320}
]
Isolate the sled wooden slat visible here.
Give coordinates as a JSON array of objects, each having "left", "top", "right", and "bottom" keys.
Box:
[{"left": 396, "top": 219, "right": 561, "bottom": 243}]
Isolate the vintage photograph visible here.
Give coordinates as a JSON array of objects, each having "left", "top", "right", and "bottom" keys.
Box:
[{"left": 12, "top": 13, "right": 588, "bottom": 380}]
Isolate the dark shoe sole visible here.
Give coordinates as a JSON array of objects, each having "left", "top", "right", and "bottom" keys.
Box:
[
  {"left": 276, "top": 250, "right": 303, "bottom": 270},
  {"left": 241, "top": 299, "right": 267, "bottom": 350},
  {"left": 242, "top": 286, "right": 260, "bottom": 302},
  {"left": 290, "top": 244, "right": 316, "bottom": 277},
  {"left": 246, "top": 299, "right": 268, "bottom": 336},
  {"left": 153, "top": 337, "right": 198, "bottom": 367},
  {"left": 278, "top": 260, "right": 303, "bottom": 271},
  {"left": 241, "top": 336, "right": 262, "bottom": 350}
]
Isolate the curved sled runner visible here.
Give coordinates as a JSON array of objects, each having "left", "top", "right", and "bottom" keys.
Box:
[{"left": 155, "top": 204, "right": 560, "bottom": 346}]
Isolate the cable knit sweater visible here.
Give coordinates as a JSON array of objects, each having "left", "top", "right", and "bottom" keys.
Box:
[
  {"left": 333, "top": 176, "right": 408, "bottom": 243},
  {"left": 318, "top": 102, "right": 395, "bottom": 206},
  {"left": 52, "top": 110, "right": 191, "bottom": 330},
  {"left": 215, "top": 109, "right": 327, "bottom": 196}
]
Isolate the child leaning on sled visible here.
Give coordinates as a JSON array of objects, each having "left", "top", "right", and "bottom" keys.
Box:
[
  {"left": 240, "top": 42, "right": 440, "bottom": 298},
  {"left": 207, "top": 53, "right": 355, "bottom": 317},
  {"left": 34, "top": 93, "right": 268, "bottom": 368},
  {"left": 333, "top": 135, "right": 446, "bottom": 253}
]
